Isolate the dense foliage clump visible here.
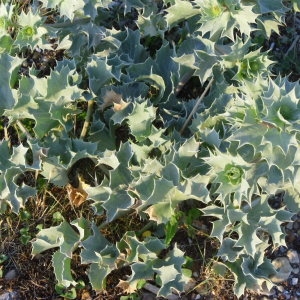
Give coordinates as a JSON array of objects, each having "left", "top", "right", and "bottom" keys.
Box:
[{"left": 0, "top": 0, "right": 300, "bottom": 298}]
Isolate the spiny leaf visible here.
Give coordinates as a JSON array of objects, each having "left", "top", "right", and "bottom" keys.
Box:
[
  {"left": 234, "top": 223, "right": 264, "bottom": 256},
  {"left": 165, "top": 214, "right": 179, "bottom": 245},
  {"left": 172, "top": 137, "right": 200, "bottom": 171},
  {"left": 0, "top": 142, "right": 36, "bottom": 213},
  {"left": 102, "top": 189, "right": 135, "bottom": 222},
  {"left": 165, "top": 0, "right": 200, "bottom": 28},
  {"left": 217, "top": 238, "right": 243, "bottom": 262},
  {"left": 115, "top": 28, "right": 147, "bottom": 64},
  {"left": 109, "top": 142, "right": 134, "bottom": 189},
  {"left": 87, "top": 55, "right": 118, "bottom": 95},
  {"left": 87, "top": 263, "right": 111, "bottom": 291},
  {"left": 3, "top": 76, "right": 37, "bottom": 120},
  {"left": 52, "top": 251, "right": 77, "bottom": 287},
  {"left": 71, "top": 217, "right": 92, "bottom": 241},
  {"left": 41, "top": 156, "right": 69, "bottom": 186},
  {"left": 119, "top": 261, "right": 155, "bottom": 294},
  {"left": 80, "top": 223, "right": 113, "bottom": 264},
  {"left": 154, "top": 245, "right": 187, "bottom": 296},
  {"left": 31, "top": 221, "right": 80, "bottom": 257},
  {"left": 127, "top": 101, "right": 156, "bottom": 142},
  {"left": 126, "top": 43, "right": 179, "bottom": 103},
  {"left": 284, "top": 185, "right": 300, "bottom": 211},
  {"left": 83, "top": 0, "right": 111, "bottom": 20},
  {"left": 137, "top": 13, "right": 166, "bottom": 38},
  {"left": 0, "top": 141, "right": 11, "bottom": 170},
  {"left": 194, "top": 50, "right": 218, "bottom": 83},
  {"left": 0, "top": 169, "right": 36, "bottom": 213},
  {"left": 225, "top": 257, "right": 267, "bottom": 298},
  {"left": 11, "top": 144, "right": 28, "bottom": 166},
  {"left": 0, "top": 53, "right": 22, "bottom": 114},
  {"left": 255, "top": 0, "right": 287, "bottom": 13},
  {"left": 40, "top": 0, "right": 85, "bottom": 20},
  {"left": 117, "top": 231, "right": 165, "bottom": 263}
]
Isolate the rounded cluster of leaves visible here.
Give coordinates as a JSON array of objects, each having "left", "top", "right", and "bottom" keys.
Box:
[
  {"left": 20, "top": 25, "right": 36, "bottom": 38},
  {"left": 224, "top": 164, "right": 244, "bottom": 185},
  {"left": 261, "top": 78, "right": 300, "bottom": 131},
  {"left": 200, "top": 0, "right": 224, "bottom": 20}
]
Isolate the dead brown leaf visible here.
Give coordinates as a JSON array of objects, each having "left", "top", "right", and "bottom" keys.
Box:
[
  {"left": 66, "top": 184, "right": 88, "bottom": 207},
  {"left": 101, "top": 90, "right": 129, "bottom": 111}
]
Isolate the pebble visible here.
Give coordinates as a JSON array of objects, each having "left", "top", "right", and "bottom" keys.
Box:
[
  {"left": 287, "top": 249, "right": 300, "bottom": 264},
  {"left": 0, "top": 291, "right": 19, "bottom": 300},
  {"left": 4, "top": 269, "right": 17, "bottom": 280},
  {"left": 270, "top": 257, "right": 293, "bottom": 283},
  {"left": 291, "top": 277, "right": 298, "bottom": 285},
  {"left": 192, "top": 272, "right": 199, "bottom": 277}
]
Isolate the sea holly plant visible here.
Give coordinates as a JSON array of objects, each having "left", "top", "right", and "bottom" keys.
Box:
[
  {"left": 0, "top": 0, "right": 299, "bottom": 298},
  {"left": 14, "top": 9, "right": 49, "bottom": 49}
]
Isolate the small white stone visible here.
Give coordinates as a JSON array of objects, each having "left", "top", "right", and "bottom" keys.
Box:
[
  {"left": 192, "top": 271, "right": 199, "bottom": 277},
  {"left": 270, "top": 257, "right": 292, "bottom": 283},
  {"left": 292, "top": 267, "right": 299, "bottom": 274},
  {"left": 292, "top": 277, "right": 298, "bottom": 285},
  {"left": 287, "top": 249, "right": 300, "bottom": 264},
  {"left": 0, "top": 291, "right": 18, "bottom": 300}
]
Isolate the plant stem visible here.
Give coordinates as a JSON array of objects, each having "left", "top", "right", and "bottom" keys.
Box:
[
  {"left": 284, "top": 35, "right": 300, "bottom": 58},
  {"left": 16, "top": 120, "right": 34, "bottom": 140},
  {"left": 180, "top": 77, "right": 214, "bottom": 135},
  {"left": 80, "top": 99, "right": 95, "bottom": 139}
]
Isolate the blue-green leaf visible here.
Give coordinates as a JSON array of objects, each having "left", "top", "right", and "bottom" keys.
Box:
[
  {"left": 52, "top": 251, "right": 77, "bottom": 287},
  {"left": 31, "top": 221, "right": 80, "bottom": 257}
]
